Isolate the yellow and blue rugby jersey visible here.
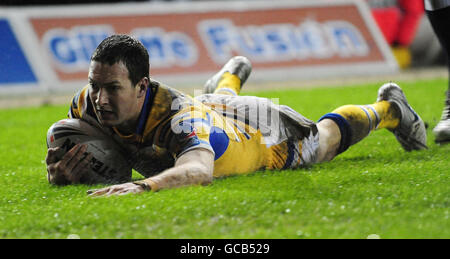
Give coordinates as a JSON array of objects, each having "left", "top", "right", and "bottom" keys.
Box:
[
  {"left": 68, "top": 81, "right": 319, "bottom": 177},
  {"left": 193, "top": 94, "right": 320, "bottom": 176}
]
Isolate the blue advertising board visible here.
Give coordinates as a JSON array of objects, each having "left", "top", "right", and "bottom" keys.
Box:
[{"left": 0, "top": 19, "right": 37, "bottom": 85}]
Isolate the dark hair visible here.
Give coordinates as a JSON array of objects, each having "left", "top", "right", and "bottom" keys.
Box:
[{"left": 91, "top": 34, "right": 149, "bottom": 87}]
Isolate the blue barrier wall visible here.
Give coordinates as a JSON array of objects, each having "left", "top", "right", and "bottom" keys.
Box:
[{"left": 0, "top": 19, "right": 37, "bottom": 85}]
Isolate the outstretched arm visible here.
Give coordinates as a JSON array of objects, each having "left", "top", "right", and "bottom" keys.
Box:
[
  {"left": 88, "top": 148, "right": 214, "bottom": 197},
  {"left": 145, "top": 148, "right": 214, "bottom": 191}
]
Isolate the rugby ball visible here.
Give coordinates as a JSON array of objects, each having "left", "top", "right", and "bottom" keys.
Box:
[{"left": 46, "top": 119, "right": 132, "bottom": 184}]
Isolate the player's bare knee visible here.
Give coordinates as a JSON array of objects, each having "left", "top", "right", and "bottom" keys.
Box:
[{"left": 316, "top": 119, "right": 341, "bottom": 162}]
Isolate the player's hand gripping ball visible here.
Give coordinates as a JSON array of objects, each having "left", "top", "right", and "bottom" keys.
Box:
[{"left": 46, "top": 119, "right": 132, "bottom": 184}]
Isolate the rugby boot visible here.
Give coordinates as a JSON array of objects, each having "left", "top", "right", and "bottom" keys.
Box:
[
  {"left": 433, "top": 90, "right": 450, "bottom": 144},
  {"left": 377, "top": 82, "right": 428, "bottom": 151},
  {"left": 203, "top": 56, "right": 252, "bottom": 94}
]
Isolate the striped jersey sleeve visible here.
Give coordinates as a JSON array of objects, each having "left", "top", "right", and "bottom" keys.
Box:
[
  {"left": 154, "top": 106, "right": 215, "bottom": 158},
  {"left": 67, "top": 85, "right": 98, "bottom": 123}
]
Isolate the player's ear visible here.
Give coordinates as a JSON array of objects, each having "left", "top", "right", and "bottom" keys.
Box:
[{"left": 137, "top": 77, "right": 149, "bottom": 98}]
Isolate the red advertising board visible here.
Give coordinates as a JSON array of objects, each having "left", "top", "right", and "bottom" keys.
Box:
[{"left": 26, "top": 0, "right": 396, "bottom": 84}]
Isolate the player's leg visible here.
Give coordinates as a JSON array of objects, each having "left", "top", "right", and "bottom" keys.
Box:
[
  {"left": 203, "top": 56, "right": 252, "bottom": 96},
  {"left": 315, "top": 82, "right": 427, "bottom": 162},
  {"left": 425, "top": 0, "right": 450, "bottom": 144},
  {"left": 434, "top": 90, "right": 450, "bottom": 144}
]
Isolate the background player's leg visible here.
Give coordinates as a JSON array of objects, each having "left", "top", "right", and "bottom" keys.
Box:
[{"left": 426, "top": 1, "right": 450, "bottom": 144}]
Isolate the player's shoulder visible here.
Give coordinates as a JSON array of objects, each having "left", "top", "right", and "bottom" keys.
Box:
[
  {"left": 146, "top": 82, "right": 208, "bottom": 128},
  {"left": 71, "top": 85, "right": 89, "bottom": 108},
  {"left": 68, "top": 85, "right": 97, "bottom": 122}
]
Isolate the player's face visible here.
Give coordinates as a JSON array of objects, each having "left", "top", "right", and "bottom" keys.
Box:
[{"left": 88, "top": 61, "right": 142, "bottom": 130}]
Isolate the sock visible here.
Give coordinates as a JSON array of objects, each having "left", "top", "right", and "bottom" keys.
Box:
[
  {"left": 319, "top": 101, "right": 400, "bottom": 153},
  {"left": 214, "top": 72, "right": 241, "bottom": 96}
]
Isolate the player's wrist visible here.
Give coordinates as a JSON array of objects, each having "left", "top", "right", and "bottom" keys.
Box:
[
  {"left": 132, "top": 180, "right": 151, "bottom": 191},
  {"left": 132, "top": 179, "right": 158, "bottom": 192}
]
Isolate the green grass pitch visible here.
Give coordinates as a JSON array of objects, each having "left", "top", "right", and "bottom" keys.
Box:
[{"left": 0, "top": 78, "right": 448, "bottom": 239}]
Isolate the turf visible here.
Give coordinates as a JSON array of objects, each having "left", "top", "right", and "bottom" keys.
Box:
[{"left": 0, "top": 78, "right": 449, "bottom": 239}]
